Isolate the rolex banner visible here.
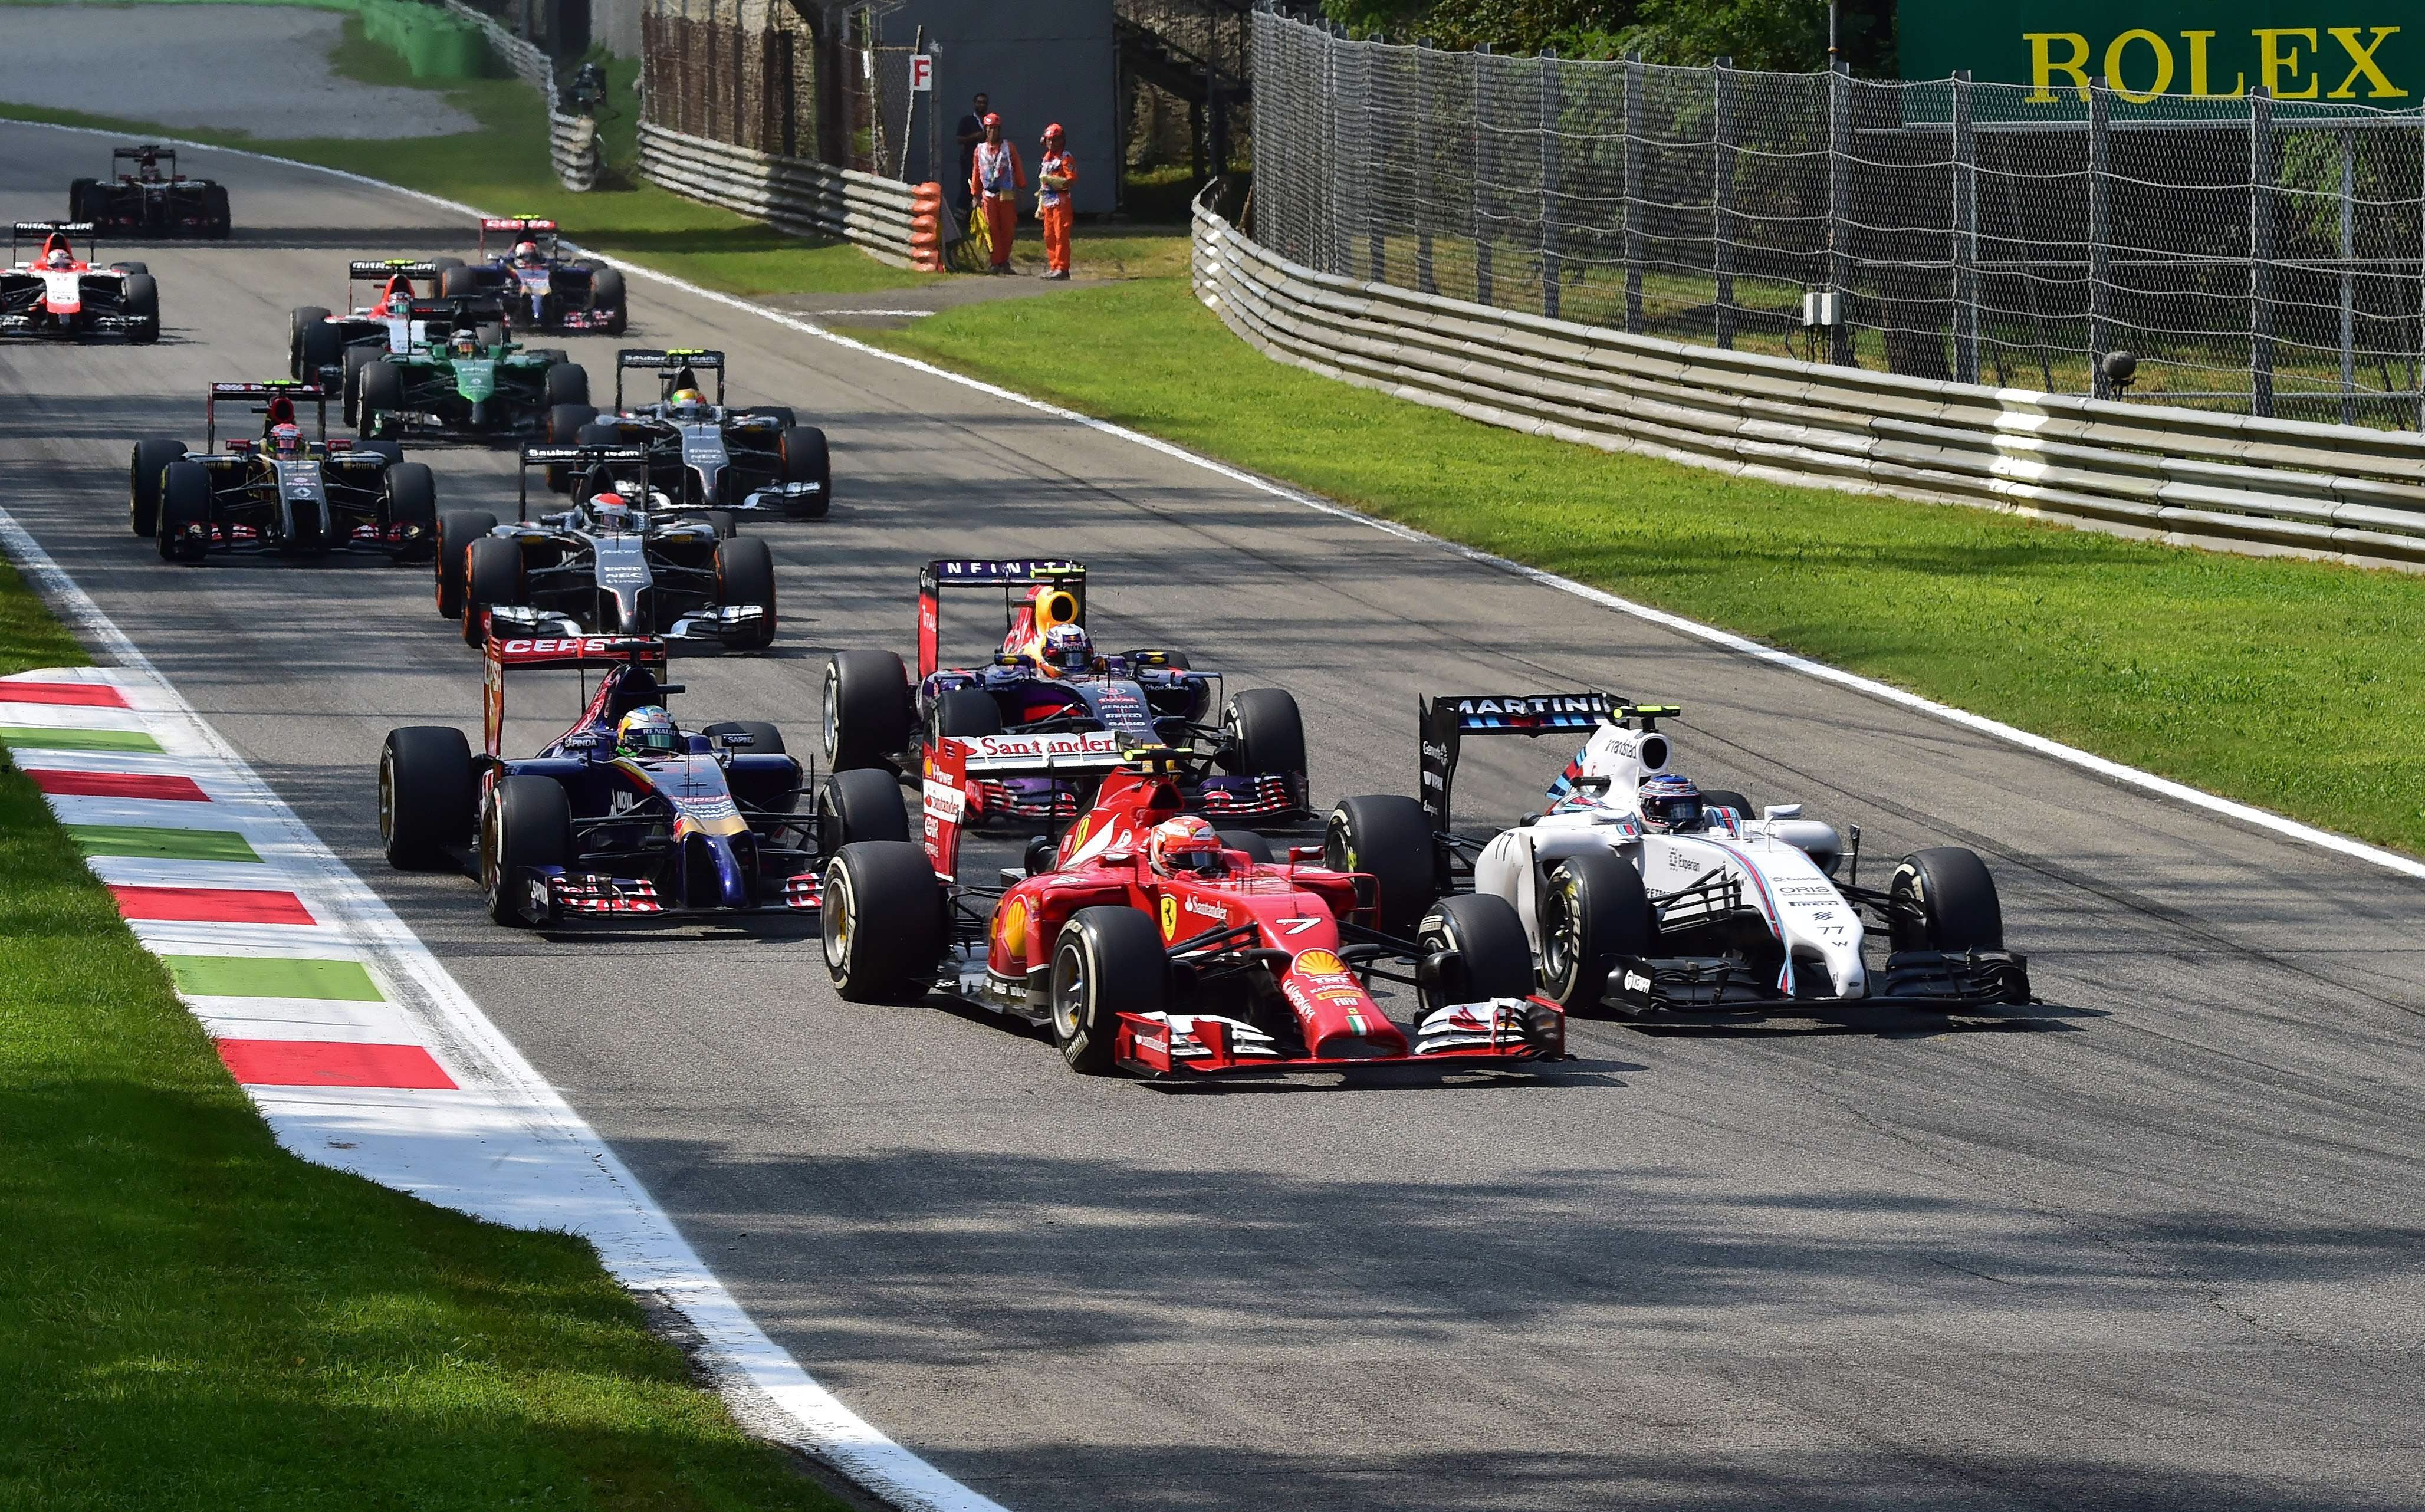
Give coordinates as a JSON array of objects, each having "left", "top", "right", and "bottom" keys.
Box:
[{"left": 1900, "top": 2, "right": 2412, "bottom": 104}]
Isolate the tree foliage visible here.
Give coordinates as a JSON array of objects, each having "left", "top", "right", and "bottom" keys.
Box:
[{"left": 1316, "top": 0, "right": 1896, "bottom": 74}]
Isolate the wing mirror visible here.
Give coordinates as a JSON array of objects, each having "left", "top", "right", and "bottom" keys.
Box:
[
  {"left": 1762, "top": 803, "right": 1804, "bottom": 820},
  {"left": 714, "top": 730, "right": 755, "bottom": 748}
]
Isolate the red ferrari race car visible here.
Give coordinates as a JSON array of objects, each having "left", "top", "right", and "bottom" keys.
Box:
[
  {"left": 1, "top": 222, "right": 157, "bottom": 343},
  {"left": 819, "top": 738, "right": 1566, "bottom": 1080}
]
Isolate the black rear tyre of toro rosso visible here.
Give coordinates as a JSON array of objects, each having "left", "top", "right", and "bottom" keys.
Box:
[
  {"left": 481, "top": 775, "right": 573, "bottom": 927},
  {"left": 817, "top": 767, "right": 909, "bottom": 854},
  {"left": 1052, "top": 905, "right": 1169, "bottom": 1075},
  {"left": 1888, "top": 847, "right": 2005, "bottom": 954},
  {"left": 462, "top": 535, "right": 523, "bottom": 646},
  {"left": 713, "top": 535, "right": 777, "bottom": 649},
  {"left": 1325, "top": 794, "right": 1437, "bottom": 940},
  {"left": 1415, "top": 893, "right": 1535, "bottom": 1014},
  {"left": 591, "top": 266, "right": 627, "bottom": 334},
  {"left": 383, "top": 462, "right": 438, "bottom": 559},
  {"left": 128, "top": 438, "right": 186, "bottom": 537},
  {"left": 777, "top": 425, "right": 830, "bottom": 518},
  {"left": 156, "top": 459, "right": 211, "bottom": 563},
  {"left": 434, "top": 509, "right": 495, "bottom": 619},
  {"left": 823, "top": 650, "right": 913, "bottom": 772},
  {"left": 929, "top": 688, "right": 1002, "bottom": 740},
  {"left": 379, "top": 725, "right": 474, "bottom": 869},
  {"left": 1537, "top": 850, "right": 1654, "bottom": 1014},
  {"left": 822, "top": 840, "right": 945, "bottom": 1002}
]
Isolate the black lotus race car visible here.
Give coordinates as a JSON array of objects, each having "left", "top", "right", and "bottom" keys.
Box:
[
  {"left": 70, "top": 145, "right": 230, "bottom": 238},
  {"left": 548, "top": 349, "right": 828, "bottom": 516},
  {"left": 438, "top": 443, "right": 777, "bottom": 650},
  {"left": 377, "top": 634, "right": 906, "bottom": 925},
  {"left": 357, "top": 299, "right": 590, "bottom": 444},
  {"left": 436, "top": 216, "right": 626, "bottom": 334},
  {"left": 128, "top": 382, "right": 436, "bottom": 564},
  {"left": 2, "top": 222, "right": 157, "bottom": 343}
]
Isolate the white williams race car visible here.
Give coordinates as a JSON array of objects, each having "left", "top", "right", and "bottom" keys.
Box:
[{"left": 1324, "top": 693, "right": 2030, "bottom": 1016}]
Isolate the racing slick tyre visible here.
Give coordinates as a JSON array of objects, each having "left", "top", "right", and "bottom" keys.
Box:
[
  {"left": 431, "top": 256, "right": 464, "bottom": 276},
  {"left": 1223, "top": 687, "right": 1306, "bottom": 791},
  {"left": 109, "top": 262, "right": 150, "bottom": 275},
  {"left": 379, "top": 725, "right": 474, "bottom": 869},
  {"left": 357, "top": 359, "right": 403, "bottom": 436},
  {"left": 297, "top": 314, "right": 342, "bottom": 382},
  {"left": 341, "top": 343, "right": 382, "bottom": 427},
  {"left": 382, "top": 462, "right": 438, "bottom": 560},
  {"left": 817, "top": 767, "right": 910, "bottom": 853},
  {"left": 121, "top": 274, "right": 160, "bottom": 344},
  {"left": 480, "top": 775, "right": 573, "bottom": 928},
  {"left": 550, "top": 405, "right": 601, "bottom": 442},
  {"left": 822, "top": 650, "right": 913, "bottom": 772},
  {"left": 68, "top": 178, "right": 97, "bottom": 222},
  {"left": 712, "top": 536, "right": 777, "bottom": 649},
  {"left": 1325, "top": 794, "right": 1437, "bottom": 939},
  {"left": 1051, "top": 906, "right": 1169, "bottom": 1075},
  {"left": 1700, "top": 788, "right": 1756, "bottom": 824},
  {"left": 1415, "top": 893, "right": 1535, "bottom": 1015},
  {"left": 128, "top": 438, "right": 187, "bottom": 537},
  {"left": 928, "top": 688, "right": 1002, "bottom": 741},
  {"left": 1538, "top": 850, "right": 1654, "bottom": 1015},
  {"left": 461, "top": 536, "right": 523, "bottom": 646},
  {"left": 1215, "top": 829, "right": 1274, "bottom": 864},
  {"left": 777, "top": 425, "right": 830, "bottom": 518},
  {"left": 434, "top": 510, "right": 497, "bottom": 619},
  {"left": 741, "top": 405, "right": 796, "bottom": 428},
  {"left": 202, "top": 183, "right": 231, "bottom": 238},
  {"left": 354, "top": 440, "right": 406, "bottom": 468},
  {"left": 439, "top": 264, "right": 482, "bottom": 300},
  {"left": 290, "top": 306, "right": 333, "bottom": 379},
  {"left": 822, "top": 840, "right": 945, "bottom": 1002},
  {"left": 591, "top": 267, "right": 627, "bottom": 334},
  {"left": 156, "top": 460, "right": 211, "bottom": 564},
  {"left": 1888, "top": 847, "right": 2005, "bottom": 955},
  {"left": 544, "top": 361, "right": 590, "bottom": 408},
  {"left": 705, "top": 509, "right": 738, "bottom": 540}
]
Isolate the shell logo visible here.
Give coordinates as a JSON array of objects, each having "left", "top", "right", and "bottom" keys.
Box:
[
  {"left": 997, "top": 899, "right": 1029, "bottom": 958},
  {"left": 1159, "top": 895, "right": 1178, "bottom": 938},
  {"left": 1295, "top": 948, "right": 1347, "bottom": 976}
]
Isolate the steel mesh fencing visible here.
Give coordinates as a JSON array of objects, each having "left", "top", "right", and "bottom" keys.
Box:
[
  {"left": 1250, "top": 9, "right": 2425, "bottom": 427},
  {"left": 640, "top": 0, "right": 817, "bottom": 162}
]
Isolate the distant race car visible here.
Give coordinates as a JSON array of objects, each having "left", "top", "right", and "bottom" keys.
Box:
[
  {"left": 438, "top": 442, "right": 777, "bottom": 650},
  {"left": 436, "top": 216, "right": 626, "bottom": 334},
  {"left": 356, "top": 300, "right": 590, "bottom": 443},
  {"left": 818, "top": 740, "right": 1567, "bottom": 1079},
  {"left": 1, "top": 222, "right": 158, "bottom": 343},
  {"left": 547, "top": 348, "right": 827, "bottom": 515},
  {"left": 1323, "top": 693, "right": 2033, "bottom": 1017},
  {"left": 290, "top": 261, "right": 479, "bottom": 423},
  {"left": 127, "top": 380, "right": 434, "bottom": 564},
  {"left": 69, "top": 144, "right": 230, "bottom": 238},
  {"left": 819, "top": 558, "right": 1307, "bottom": 823},
  {"left": 377, "top": 633, "right": 905, "bottom": 926}
]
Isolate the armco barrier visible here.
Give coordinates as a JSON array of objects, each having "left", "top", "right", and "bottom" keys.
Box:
[
  {"left": 636, "top": 122, "right": 940, "bottom": 271},
  {"left": 1192, "top": 203, "right": 2425, "bottom": 572},
  {"left": 437, "top": 0, "right": 599, "bottom": 192}
]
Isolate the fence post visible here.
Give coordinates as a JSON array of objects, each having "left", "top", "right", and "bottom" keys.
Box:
[
  {"left": 1540, "top": 50, "right": 1562, "bottom": 320},
  {"left": 2341, "top": 126, "right": 2357, "bottom": 427},
  {"left": 1474, "top": 47, "right": 1493, "bottom": 306},
  {"left": 1362, "top": 37, "right": 1384, "bottom": 282},
  {"left": 1624, "top": 52, "right": 1644, "bottom": 333},
  {"left": 1713, "top": 58, "right": 1735, "bottom": 349},
  {"left": 1953, "top": 70, "right": 1979, "bottom": 385},
  {"left": 2250, "top": 87, "right": 2276, "bottom": 419},
  {"left": 1828, "top": 58, "right": 1852, "bottom": 364},
  {"left": 2089, "top": 77, "right": 2112, "bottom": 400},
  {"left": 1416, "top": 38, "right": 1436, "bottom": 295}
]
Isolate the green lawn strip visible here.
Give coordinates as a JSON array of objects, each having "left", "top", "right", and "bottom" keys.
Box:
[
  {"left": 868, "top": 277, "right": 2425, "bottom": 856},
  {"left": 68, "top": 823, "right": 261, "bottom": 863},
  {"left": 0, "top": 723, "right": 160, "bottom": 752}
]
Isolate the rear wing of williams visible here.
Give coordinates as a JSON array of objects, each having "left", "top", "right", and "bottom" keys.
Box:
[
  {"left": 13, "top": 220, "right": 94, "bottom": 262},
  {"left": 1418, "top": 692, "right": 1641, "bottom": 831},
  {"left": 516, "top": 442, "right": 649, "bottom": 518},
  {"left": 205, "top": 380, "right": 327, "bottom": 447},
  {"left": 917, "top": 557, "right": 1086, "bottom": 678},
  {"left": 919, "top": 729, "right": 1129, "bottom": 879},
  {"left": 614, "top": 346, "right": 725, "bottom": 407},
  {"left": 480, "top": 632, "right": 671, "bottom": 759}
]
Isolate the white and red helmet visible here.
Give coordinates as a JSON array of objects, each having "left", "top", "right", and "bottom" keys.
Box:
[
  {"left": 45, "top": 246, "right": 72, "bottom": 269},
  {"left": 512, "top": 239, "right": 542, "bottom": 266},
  {"left": 1146, "top": 814, "right": 1225, "bottom": 878}
]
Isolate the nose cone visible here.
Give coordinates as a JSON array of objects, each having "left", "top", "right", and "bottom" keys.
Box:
[{"left": 707, "top": 833, "right": 751, "bottom": 909}]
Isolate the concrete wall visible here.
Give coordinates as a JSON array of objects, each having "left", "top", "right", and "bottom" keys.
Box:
[{"left": 879, "top": 0, "right": 1116, "bottom": 216}]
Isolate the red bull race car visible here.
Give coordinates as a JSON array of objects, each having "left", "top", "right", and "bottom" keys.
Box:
[{"left": 1, "top": 222, "right": 157, "bottom": 342}]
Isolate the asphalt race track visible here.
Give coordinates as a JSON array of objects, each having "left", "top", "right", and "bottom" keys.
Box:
[{"left": 5, "top": 122, "right": 2423, "bottom": 1511}]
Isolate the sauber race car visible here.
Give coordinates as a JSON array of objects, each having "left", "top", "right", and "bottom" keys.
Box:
[
  {"left": 820, "top": 559, "right": 1308, "bottom": 824},
  {"left": 1326, "top": 694, "right": 2032, "bottom": 1017},
  {"left": 820, "top": 741, "right": 1565, "bottom": 1079},
  {"left": 1, "top": 223, "right": 157, "bottom": 342},
  {"left": 436, "top": 216, "right": 626, "bottom": 334},
  {"left": 378, "top": 634, "right": 905, "bottom": 926},
  {"left": 438, "top": 443, "right": 777, "bottom": 650},
  {"left": 356, "top": 301, "right": 589, "bottom": 444},
  {"left": 127, "top": 382, "right": 435, "bottom": 564},
  {"left": 547, "top": 349, "right": 827, "bottom": 516},
  {"left": 69, "top": 145, "right": 230, "bottom": 238}
]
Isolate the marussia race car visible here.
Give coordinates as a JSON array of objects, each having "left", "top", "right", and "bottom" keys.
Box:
[
  {"left": 127, "top": 381, "right": 435, "bottom": 564},
  {"left": 1325, "top": 693, "right": 2033, "bottom": 1017},
  {"left": 547, "top": 349, "right": 827, "bottom": 515},
  {"left": 820, "top": 559, "right": 1308, "bottom": 824},
  {"left": 820, "top": 739, "right": 1566, "bottom": 1080},
  {"left": 438, "top": 443, "right": 777, "bottom": 650},
  {"left": 1, "top": 222, "right": 158, "bottom": 343},
  {"left": 435, "top": 216, "right": 626, "bottom": 334},
  {"left": 68, "top": 144, "right": 230, "bottom": 238},
  {"left": 377, "top": 633, "right": 906, "bottom": 926},
  {"left": 356, "top": 298, "right": 590, "bottom": 444}
]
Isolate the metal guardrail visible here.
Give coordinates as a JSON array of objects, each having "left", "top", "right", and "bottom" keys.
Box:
[
  {"left": 635, "top": 123, "right": 942, "bottom": 269},
  {"left": 1192, "top": 200, "right": 2425, "bottom": 571},
  {"left": 438, "top": 0, "right": 601, "bottom": 192}
]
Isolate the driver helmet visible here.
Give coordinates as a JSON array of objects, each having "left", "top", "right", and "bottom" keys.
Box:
[
  {"left": 45, "top": 245, "right": 72, "bottom": 269},
  {"left": 1039, "top": 622, "right": 1093, "bottom": 676},
  {"left": 1147, "top": 815, "right": 1226, "bottom": 879},
  {"left": 382, "top": 276, "right": 413, "bottom": 315},
  {"left": 668, "top": 386, "right": 707, "bottom": 416},
  {"left": 590, "top": 488, "right": 633, "bottom": 529},
  {"left": 512, "top": 239, "right": 542, "bottom": 267},
  {"left": 268, "top": 422, "right": 304, "bottom": 459},
  {"left": 615, "top": 705, "right": 681, "bottom": 758},
  {"left": 1637, "top": 773, "right": 1706, "bottom": 834},
  {"left": 453, "top": 330, "right": 480, "bottom": 359}
]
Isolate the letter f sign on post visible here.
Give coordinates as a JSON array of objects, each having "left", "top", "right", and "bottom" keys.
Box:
[{"left": 910, "top": 53, "right": 934, "bottom": 92}]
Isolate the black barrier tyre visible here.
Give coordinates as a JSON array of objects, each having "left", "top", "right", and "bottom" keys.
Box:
[
  {"left": 823, "top": 650, "right": 912, "bottom": 771},
  {"left": 290, "top": 305, "right": 331, "bottom": 378},
  {"left": 817, "top": 767, "right": 909, "bottom": 854},
  {"left": 1224, "top": 687, "right": 1306, "bottom": 781},
  {"left": 1539, "top": 850, "right": 1654, "bottom": 1014},
  {"left": 592, "top": 267, "right": 627, "bottom": 334},
  {"left": 121, "top": 274, "right": 159, "bottom": 343},
  {"left": 929, "top": 688, "right": 1002, "bottom": 741},
  {"left": 128, "top": 438, "right": 186, "bottom": 537},
  {"left": 461, "top": 536, "right": 522, "bottom": 646},
  {"left": 434, "top": 509, "right": 495, "bottom": 619},
  {"left": 1325, "top": 794, "right": 1437, "bottom": 939},
  {"left": 439, "top": 264, "right": 482, "bottom": 300},
  {"left": 1215, "top": 829, "right": 1274, "bottom": 863},
  {"left": 380, "top": 725, "right": 474, "bottom": 869},
  {"left": 480, "top": 775, "right": 572, "bottom": 927},
  {"left": 777, "top": 425, "right": 830, "bottom": 518},
  {"left": 822, "top": 840, "right": 945, "bottom": 1001},
  {"left": 1052, "top": 906, "right": 1169, "bottom": 1075},
  {"left": 544, "top": 361, "right": 590, "bottom": 407},
  {"left": 713, "top": 537, "right": 777, "bottom": 649},
  {"left": 1888, "top": 847, "right": 2005, "bottom": 954},
  {"left": 1700, "top": 788, "right": 1756, "bottom": 824},
  {"left": 357, "top": 359, "right": 403, "bottom": 434},
  {"left": 382, "top": 462, "right": 438, "bottom": 559},
  {"left": 1416, "top": 893, "right": 1536, "bottom": 1014},
  {"left": 157, "top": 459, "right": 211, "bottom": 563}
]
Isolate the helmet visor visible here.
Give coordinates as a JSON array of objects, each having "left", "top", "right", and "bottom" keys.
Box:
[{"left": 1642, "top": 793, "right": 1704, "bottom": 831}]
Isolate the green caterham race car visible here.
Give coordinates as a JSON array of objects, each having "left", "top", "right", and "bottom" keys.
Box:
[{"left": 354, "top": 295, "right": 589, "bottom": 444}]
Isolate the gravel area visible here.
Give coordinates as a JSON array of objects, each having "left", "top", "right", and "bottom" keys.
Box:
[{"left": 0, "top": 4, "right": 477, "bottom": 139}]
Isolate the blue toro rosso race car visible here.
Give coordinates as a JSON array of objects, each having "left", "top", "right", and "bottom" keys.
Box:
[
  {"left": 818, "top": 558, "right": 1309, "bottom": 824},
  {"left": 377, "top": 633, "right": 906, "bottom": 926},
  {"left": 437, "top": 216, "right": 626, "bottom": 335}
]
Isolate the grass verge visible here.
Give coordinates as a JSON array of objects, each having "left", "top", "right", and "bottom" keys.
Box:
[
  {"left": 868, "top": 278, "right": 2425, "bottom": 856},
  {"left": 0, "top": 554, "right": 846, "bottom": 1510}
]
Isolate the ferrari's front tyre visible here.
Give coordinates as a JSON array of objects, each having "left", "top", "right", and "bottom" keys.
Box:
[
  {"left": 357, "top": 360, "right": 403, "bottom": 435},
  {"left": 544, "top": 361, "right": 590, "bottom": 408},
  {"left": 480, "top": 775, "right": 573, "bottom": 928},
  {"left": 156, "top": 460, "right": 211, "bottom": 564},
  {"left": 777, "top": 425, "right": 830, "bottom": 518},
  {"left": 592, "top": 266, "right": 627, "bottom": 334},
  {"left": 121, "top": 274, "right": 159, "bottom": 344},
  {"left": 433, "top": 510, "right": 497, "bottom": 619},
  {"left": 822, "top": 840, "right": 945, "bottom": 1002},
  {"left": 128, "top": 438, "right": 186, "bottom": 538},
  {"left": 1051, "top": 906, "right": 1168, "bottom": 1075},
  {"left": 816, "top": 767, "right": 909, "bottom": 853},
  {"left": 822, "top": 649, "right": 912, "bottom": 771},
  {"left": 1325, "top": 794, "right": 1437, "bottom": 939},
  {"left": 1415, "top": 893, "right": 1535, "bottom": 1014},
  {"left": 461, "top": 536, "right": 523, "bottom": 646},
  {"left": 289, "top": 306, "right": 332, "bottom": 379},
  {"left": 1537, "top": 850, "right": 1654, "bottom": 1014},
  {"left": 1887, "top": 847, "right": 2005, "bottom": 955},
  {"left": 379, "top": 725, "right": 474, "bottom": 869},
  {"left": 712, "top": 535, "right": 776, "bottom": 649},
  {"left": 383, "top": 462, "right": 438, "bottom": 560}
]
